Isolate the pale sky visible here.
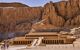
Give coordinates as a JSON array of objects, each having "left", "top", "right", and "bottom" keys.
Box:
[{"left": 0, "top": 0, "right": 61, "bottom": 7}]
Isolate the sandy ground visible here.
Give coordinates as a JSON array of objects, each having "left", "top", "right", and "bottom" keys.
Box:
[
  {"left": 0, "top": 44, "right": 80, "bottom": 50},
  {"left": 0, "top": 45, "right": 26, "bottom": 50}
]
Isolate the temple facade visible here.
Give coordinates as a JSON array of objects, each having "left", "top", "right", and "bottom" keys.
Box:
[{"left": 9, "top": 32, "right": 76, "bottom": 45}]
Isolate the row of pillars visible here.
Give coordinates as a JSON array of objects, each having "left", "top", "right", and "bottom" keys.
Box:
[
  {"left": 13, "top": 40, "right": 64, "bottom": 45},
  {"left": 13, "top": 41, "right": 31, "bottom": 45},
  {"left": 42, "top": 40, "right": 64, "bottom": 44}
]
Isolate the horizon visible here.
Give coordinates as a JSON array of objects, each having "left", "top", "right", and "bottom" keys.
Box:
[{"left": 0, "top": 0, "right": 61, "bottom": 7}]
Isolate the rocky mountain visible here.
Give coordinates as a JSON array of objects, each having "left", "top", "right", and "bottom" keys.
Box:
[
  {"left": 0, "top": 0, "right": 80, "bottom": 37},
  {"left": 0, "top": 2, "right": 29, "bottom": 7},
  {"left": 0, "top": 7, "right": 42, "bottom": 33}
]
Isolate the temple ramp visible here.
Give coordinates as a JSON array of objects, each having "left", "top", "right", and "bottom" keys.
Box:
[
  {"left": 36, "top": 37, "right": 44, "bottom": 46},
  {"left": 26, "top": 39, "right": 38, "bottom": 48},
  {"left": 31, "top": 39, "right": 38, "bottom": 46},
  {"left": 26, "top": 37, "right": 44, "bottom": 48}
]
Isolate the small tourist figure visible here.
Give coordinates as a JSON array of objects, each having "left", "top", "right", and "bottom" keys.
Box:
[
  {"left": 1, "top": 45, "right": 4, "bottom": 50},
  {"left": 73, "top": 43, "right": 75, "bottom": 47},
  {"left": 2, "top": 40, "right": 8, "bottom": 50},
  {"left": 1, "top": 43, "right": 5, "bottom": 50},
  {"left": 6, "top": 41, "right": 9, "bottom": 49}
]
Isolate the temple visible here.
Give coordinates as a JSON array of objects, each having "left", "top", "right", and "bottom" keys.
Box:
[
  {"left": 8, "top": 19, "right": 77, "bottom": 45},
  {"left": 9, "top": 32, "right": 76, "bottom": 45}
]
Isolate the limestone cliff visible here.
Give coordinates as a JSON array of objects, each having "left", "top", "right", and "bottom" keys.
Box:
[
  {"left": 0, "top": 0, "right": 80, "bottom": 35},
  {"left": 33, "top": 0, "right": 80, "bottom": 30}
]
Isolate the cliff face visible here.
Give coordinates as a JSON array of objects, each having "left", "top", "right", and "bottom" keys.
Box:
[
  {"left": 0, "top": 7, "right": 42, "bottom": 33},
  {"left": 0, "top": 0, "right": 80, "bottom": 35},
  {"left": 42, "top": 2, "right": 65, "bottom": 27},
  {"left": 32, "top": 0, "right": 80, "bottom": 30}
]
